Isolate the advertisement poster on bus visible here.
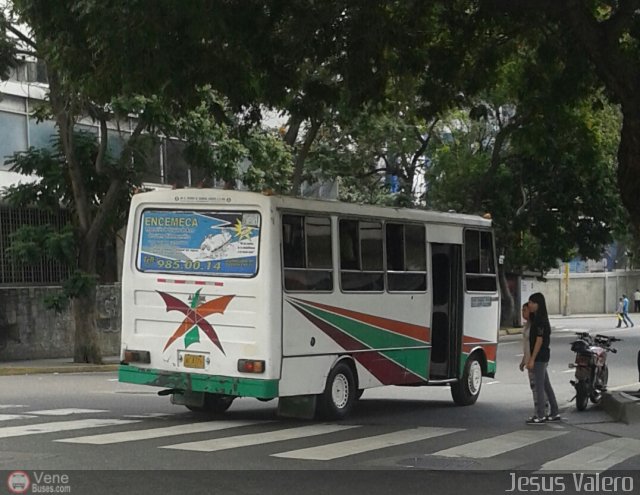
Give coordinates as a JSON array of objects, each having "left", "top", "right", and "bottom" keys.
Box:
[{"left": 137, "top": 210, "right": 260, "bottom": 276}]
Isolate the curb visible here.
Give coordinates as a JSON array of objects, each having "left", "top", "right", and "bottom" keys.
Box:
[
  {"left": 602, "top": 391, "right": 640, "bottom": 424},
  {"left": 0, "top": 364, "right": 119, "bottom": 376}
]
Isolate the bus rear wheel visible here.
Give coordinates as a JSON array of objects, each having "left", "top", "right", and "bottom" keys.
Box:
[
  {"left": 451, "top": 355, "right": 482, "bottom": 406},
  {"left": 186, "top": 393, "right": 234, "bottom": 414},
  {"left": 317, "top": 362, "right": 356, "bottom": 420}
]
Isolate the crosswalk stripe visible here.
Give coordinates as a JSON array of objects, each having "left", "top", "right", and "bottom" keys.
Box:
[
  {"left": 29, "top": 408, "right": 108, "bottom": 416},
  {"left": 0, "top": 419, "right": 139, "bottom": 439},
  {"left": 161, "top": 424, "right": 358, "bottom": 452},
  {"left": 272, "top": 426, "right": 463, "bottom": 461},
  {"left": 433, "top": 430, "right": 567, "bottom": 458},
  {"left": 539, "top": 438, "right": 640, "bottom": 471},
  {"left": 56, "top": 420, "right": 265, "bottom": 445},
  {"left": 0, "top": 414, "right": 36, "bottom": 421},
  {"left": 0, "top": 405, "right": 27, "bottom": 409}
]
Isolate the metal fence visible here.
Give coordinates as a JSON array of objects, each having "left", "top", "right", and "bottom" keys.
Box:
[{"left": 0, "top": 206, "right": 70, "bottom": 285}]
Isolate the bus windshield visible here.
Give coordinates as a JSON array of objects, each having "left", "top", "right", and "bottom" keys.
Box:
[{"left": 136, "top": 209, "right": 261, "bottom": 277}]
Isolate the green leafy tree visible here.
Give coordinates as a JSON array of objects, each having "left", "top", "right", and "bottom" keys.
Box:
[
  {"left": 426, "top": 95, "right": 624, "bottom": 324},
  {"left": 1, "top": 2, "right": 295, "bottom": 362}
]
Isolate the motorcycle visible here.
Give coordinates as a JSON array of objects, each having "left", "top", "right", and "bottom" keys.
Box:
[{"left": 569, "top": 332, "right": 621, "bottom": 411}]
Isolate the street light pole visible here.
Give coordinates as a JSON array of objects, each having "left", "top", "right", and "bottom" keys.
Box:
[{"left": 562, "top": 262, "right": 569, "bottom": 316}]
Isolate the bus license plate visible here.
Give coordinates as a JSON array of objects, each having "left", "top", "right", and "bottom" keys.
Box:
[{"left": 183, "top": 354, "right": 205, "bottom": 369}]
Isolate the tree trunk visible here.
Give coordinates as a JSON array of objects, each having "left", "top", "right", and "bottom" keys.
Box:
[
  {"left": 498, "top": 267, "right": 515, "bottom": 328},
  {"left": 72, "top": 239, "right": 102, "bottom": 364},
  {"left": 72, "top": 285, "right": 102, "bottom": 364},
  {"left": 290, "top": 119, "right": 321, "bottom": 196}
]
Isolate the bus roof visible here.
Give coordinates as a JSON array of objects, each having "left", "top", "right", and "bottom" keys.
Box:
[{"left": 132, "top": 188, "right": 492, "bottom": 228}]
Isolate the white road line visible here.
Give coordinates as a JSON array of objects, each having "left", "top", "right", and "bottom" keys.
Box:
[
  {"left": 0, "top": 405, "right": 28, "bottom": 409},
  {"left": 0, "top": 414, "right": 35, "bottom": 421},
  {"left": 433, "top": 429, "right": 567, "bottom": 459},
  {"left": 162, "top": 424, "right": 358, "bottom": 452},
  {"left": 0, "top": 419, "right": 139, "bottom": 439},
  {"left": 29, "top": 408, "right": 108, "bottom": 416},
  {"left": 122, "top": 413, "right": 174, "bottom": 419},
  {"left": 272, "top": 426, "right": 462, "bottom": 461},
  {"left": 57, "top": 420, "right": 263, "bottom": 445},
  {"left": 540, "top": 438, "right": 640, "bottom": 472}
]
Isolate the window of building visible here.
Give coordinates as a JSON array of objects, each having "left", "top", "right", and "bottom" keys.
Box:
[
  {"left": 282, "top": 214, "right": 332, "bottom": 291},
  {"left": 339, "top": 218, "right": 383, "bottom": 291},
  {"left": 464, "top": 229, "right": 497, "bottom": 292},
  {"left": 0, "top": 112, "right": 27, "bottom": 170},
  {"left": 386, "top": 223, "right": 427, "bottom": 291},
  {"left": 28, "top": 118, "right": 57, "bottom": 150}
]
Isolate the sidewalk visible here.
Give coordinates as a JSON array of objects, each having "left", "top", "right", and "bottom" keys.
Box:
[{"left": 0, "top": 356, "right": 119, "bottom": 376}]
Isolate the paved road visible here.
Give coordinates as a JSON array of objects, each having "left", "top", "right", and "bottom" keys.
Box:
[{"left": 0, "top": 315, "right": 638, "bottom": 494}]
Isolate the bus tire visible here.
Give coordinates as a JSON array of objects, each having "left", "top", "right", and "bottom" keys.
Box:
[
  {"left": 317, "top": 361, "right": 356, "bottom": 420},
  {"left": 451, "top": 355, "right": 482, "bottom": 406},
  {"left": 187, "top": 393, "right": 234, "bottom": 414}
]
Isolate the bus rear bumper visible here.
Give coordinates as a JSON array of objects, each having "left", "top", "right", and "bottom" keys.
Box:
[{"left": 118, "top": 364, "right": 279, "bottom": 399}]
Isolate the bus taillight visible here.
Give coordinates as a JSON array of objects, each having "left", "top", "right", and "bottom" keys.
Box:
[{"left": 238, "top": 359, "right": 265, "bottom": 373}]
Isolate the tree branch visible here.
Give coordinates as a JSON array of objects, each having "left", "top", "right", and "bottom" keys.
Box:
[{"left": 5, "top": 23, "right": 37, "bottom": 50}]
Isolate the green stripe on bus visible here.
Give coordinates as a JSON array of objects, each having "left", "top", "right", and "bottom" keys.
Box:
[
  {"left": 379, "top": 348, "right": 430, "bottom": 381},
  {"left": 118, "top": 365, "right": 279, "bottom": 398},
  {"left": 296, "top": 300, "right": 425, "bottom": 349}
]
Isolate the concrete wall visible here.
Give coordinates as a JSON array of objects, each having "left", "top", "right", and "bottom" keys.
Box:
[
  {"left": 0, "top": 284, "right": 121, "bottom": 361},
  {"left": 528, "top": 270, "right": 640, "bottom": 315}
]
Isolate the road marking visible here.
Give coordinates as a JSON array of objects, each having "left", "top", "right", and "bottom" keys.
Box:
[
  {"left": 57, "top": 420, "right": 263, "bottom": 445},
  {"left": 540, "top": 438, "right": 640, "bottom": 471},
  {"left": 0, "top": 419, "right": 139, "bottom": 439},
  {"left": 122, "top": 413, "right": 174, "bottom": 419},
  {"left": 0, "top": 414, "right": 35, "bottom": 421},
  {"left": 272, "top": 427, "right": 462, "bottom": 461},
  {"left": 162, "top": 424, "right": 358, "bottom": 452},
  {"left": 0, "top": 405, "right": 28, "bottom": 409},
  {"left": 29, "top": 408, "right": 109, "bottom": 416},
  {"left": 433, "top": 430, "right": 567, "bottom": 458},
  {"left": 484, "top": 381, "right": 499, "bottom": 385}
]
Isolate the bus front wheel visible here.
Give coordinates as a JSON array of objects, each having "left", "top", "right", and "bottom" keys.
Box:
[
  {"left": 451, "top": 355, "right": 482, "bottom": 406},
  {"left": 317, "top": 362, "right": 356, "bottom": 420}
]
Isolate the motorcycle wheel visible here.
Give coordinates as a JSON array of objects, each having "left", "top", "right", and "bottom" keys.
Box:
[
  {"left": 576, "top": 387, "right": 589, "bottom": 411},
  {"left": 590, "top": 365, "right": 608, "bottom": 404}
]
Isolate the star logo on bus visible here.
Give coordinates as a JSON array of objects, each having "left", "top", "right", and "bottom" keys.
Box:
[
  {"left": 158, "top": 290, "right": 234, "bottom": 354},
  {"left": 234, "top": 219, "right": 253, "bottom": 240}
]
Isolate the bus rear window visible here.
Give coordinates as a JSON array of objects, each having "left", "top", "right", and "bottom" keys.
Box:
[{"left": 137, "top": 210, "right": 261, "bottom": 277}]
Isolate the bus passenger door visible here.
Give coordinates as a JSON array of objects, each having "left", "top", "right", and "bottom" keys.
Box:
[{"left": 429, "top": 243, "right": 463, "bottom": 379}]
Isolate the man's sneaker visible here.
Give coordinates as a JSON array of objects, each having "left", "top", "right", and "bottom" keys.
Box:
[
  {"left": 545, "top": 414, "right": 561, "bottom": 422},
  {"left": 526, "top": 416, "right": 546, "bottom": 425}
]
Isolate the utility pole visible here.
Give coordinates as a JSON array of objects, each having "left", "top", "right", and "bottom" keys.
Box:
[{"left": 562, "top": 262, "right": 570, "bottom": 316}]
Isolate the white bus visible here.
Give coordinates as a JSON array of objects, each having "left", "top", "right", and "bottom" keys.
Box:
[{"left": 119, "top": 189, "right": 500, "bottom": 419}]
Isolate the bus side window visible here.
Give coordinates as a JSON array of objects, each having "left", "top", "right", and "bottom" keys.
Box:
[
  {"left": 339, "top": 219, "right": 359, "bottom": 270},
  {"left": 464, "top": 229, "right": 497, "bottom": 292},
  {"left": 340, "top": 219, "right": 384, "bottom": 292},
  {"left": 386, "top": 223, "right": 427, "bottom": 292},
  {"left": 282, "top": 214, "right": 333, "bottom": 291}
]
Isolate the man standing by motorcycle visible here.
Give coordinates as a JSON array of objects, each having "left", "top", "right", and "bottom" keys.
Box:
[{"left": 526, "top": 292, "right": 560, "bottom": 424}]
